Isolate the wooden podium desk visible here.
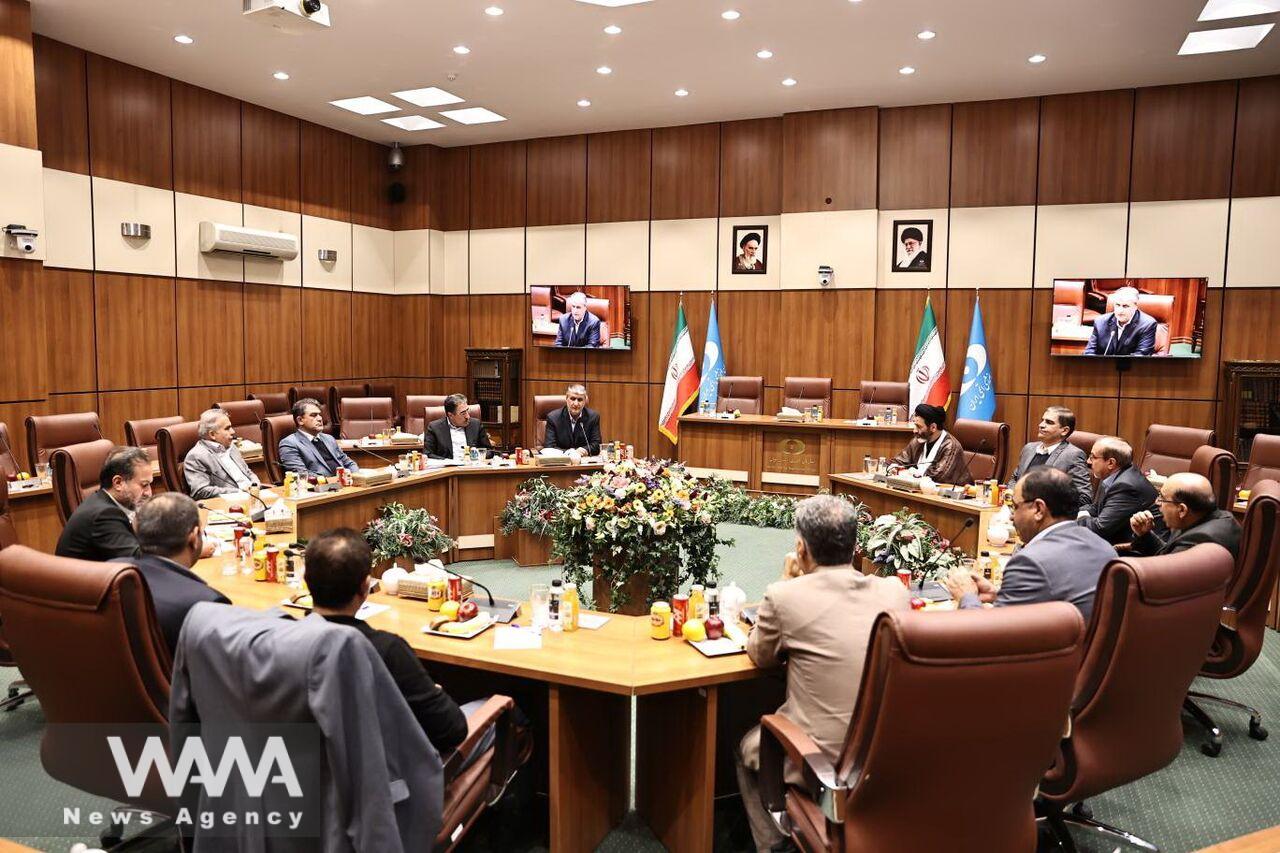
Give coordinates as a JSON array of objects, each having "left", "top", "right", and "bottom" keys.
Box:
[{"left": 678, "top": 413, "right": 913, "bottom": 495}]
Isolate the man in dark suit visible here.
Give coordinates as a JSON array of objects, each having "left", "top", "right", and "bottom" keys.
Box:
[
  {"left": 946, "top": 468, "right": 1116, "bottom": 623},
  {"left": 1083, "top": 286, "right": 1158, "bottom": 356},
  {"left": 553, "top": 291, "right": 603, "bottom": 348},
  {"left": 424, "top": 394, "right": 494, "bottom": 461},
  {"left": 1006, "top": 405, "right": 1093, "bottom": 510},
  {"left": 1130, "top": 472, "right": 1242, "bottom": 559},
  {"left": 55, "top": 445, "right": 152, "bottom": 561},
  {"left": 543, "top": 384, "right": 602, "bottom": 456},
  {"left": 278, "top": 397, "right": 360, "bottom": 477},
  {"left": 1076, "top": 436, "right": 1160, "bottom": 545},
  {"left": 118, "top": 492, "right": 229, "bottom": 657}
]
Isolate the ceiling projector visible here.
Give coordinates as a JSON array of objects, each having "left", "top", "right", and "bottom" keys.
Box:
[{"left": 243, "top": 0, "right": 332, "bottom": 31}]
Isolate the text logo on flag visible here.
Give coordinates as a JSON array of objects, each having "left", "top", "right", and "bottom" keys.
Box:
[
  {"left": 698, "top": 301, "right": 725, "bottom": 411},
  {"left": 958, "top": 297, "right": 996, "bottom": 421}
]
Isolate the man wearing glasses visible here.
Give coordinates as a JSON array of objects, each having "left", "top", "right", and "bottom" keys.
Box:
[
  {"left": 1076, "top": 436, "right": 1159, "bottom": 545},
  {"left": 1129, "top": 472, "right": 1241, "bottom": 559}
]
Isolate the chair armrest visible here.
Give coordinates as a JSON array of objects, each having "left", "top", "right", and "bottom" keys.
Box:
[
  {"left": 442, "top": 695, "right": 516, "bottom": 782},
  {"left": 759, "top": 714, "right": 846, "bottom": 824}
]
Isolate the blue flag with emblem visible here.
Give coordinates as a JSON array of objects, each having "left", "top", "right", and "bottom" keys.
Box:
[
  {"left": 698, "top": 300, "right": 725, "bottom": 411},
  {"left": 959, "top": 297, "right": 996, "bottom": 421}
]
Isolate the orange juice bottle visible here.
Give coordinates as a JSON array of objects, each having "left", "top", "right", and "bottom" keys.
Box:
[
  {"left": 563, "top": 581, "right": 580, "bottom": 631},
  {"left": 688, "top": 584, "right": 707, "bottom": 621}
]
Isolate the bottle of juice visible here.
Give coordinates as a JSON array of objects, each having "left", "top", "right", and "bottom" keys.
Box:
[
  {"left": 549, "top": 579, "right": 564, "bottom": 632},
  {"left": 688, "top": 584, "right": 707, "bottom": 621},
  {"left": 562, "top": 581, "right": 580, "bottom": 631}
]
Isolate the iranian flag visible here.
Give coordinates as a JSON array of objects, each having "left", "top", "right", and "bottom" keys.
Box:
[
  {"left": 909, "top": 294, "right": 951, "bottom": 410},
  {"left": 657, "top": 301, "right": 700, "bottom": 444}
]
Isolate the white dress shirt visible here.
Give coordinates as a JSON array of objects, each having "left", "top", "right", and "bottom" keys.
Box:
[
  {"left": 206, "top": 440, "right": 253, "bottom": 490},
  {"left": 449, "top": 425, "right": 467, "bottom": 461}
]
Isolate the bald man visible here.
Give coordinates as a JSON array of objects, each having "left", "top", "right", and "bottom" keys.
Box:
[{"left": 1130, "top": 472, "right": 1241, "bottom": 559}]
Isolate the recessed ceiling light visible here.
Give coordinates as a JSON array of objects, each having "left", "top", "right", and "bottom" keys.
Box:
[
  {"left": 273, "top": 71, "right": 290, "bottom": 80},
  {"left": 604, "top": 24, "right": 622, "bottom": 34},
  {"left": 393, "top": 86, "right": 465, "bottom": 107},
  {"left": 756, "top": 49, "right": 773, "bottom": 59},
  {"left": 439, "top": 106, "right": 507, "bottom": 124},
  {"left": 382, "top": 115, "right": 445, "bottom": 131},
  {"left": 174, "top": 34, "right": 194, "bottom": 45},
  {"left": 577, "top": 99, "right": 592, "bottom": 107},
  {"left": 574, "top": 0, "right": 652, "bottom": 6},
  {"left": 329, "top": 96, "right": 399, "bottom": 115},
  {"left": 1028, "top": 53, "right": 1047, "bottom": 64},
  {"left": 917, "top": 29, "right": 936, "bottom": 40},
  {"left": 781, "top": 77, "right": 797, "bottom": 86},
  {"left": 1198, "top": 0, "right": 1280, "bottom": 21},
  {"left": 722, "top": 9, "right": 741, "bottom": 20},
  {"left": 484, "top": 5, "right": 504, "bottom": 15},
  {"left": 596, "top": 65, "right": 613, "bottom": 74},
  {"left": 675, "top": 88, "right": 689, "bottom": 97},
  {"left": 453, "top": 45, "right": 471, "bottom": 55},
  {"left": 1179, "top": 23, "right": 1273, "bottom": 53},
  {"left": 899, "top": 65, "right": 915, "bottom": 75}
]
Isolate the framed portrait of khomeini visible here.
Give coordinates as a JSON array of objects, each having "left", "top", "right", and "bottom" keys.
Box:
[
  {"left": 731, "top": 225, "right": 768, "bottom": 275},
  {"left": 891, "top": 219, "right": 932, "bottom": 273}
]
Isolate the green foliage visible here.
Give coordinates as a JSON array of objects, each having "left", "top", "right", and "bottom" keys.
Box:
[
  {"left": 364, "top": 502, "right": 454, "bottom": 564},
  {"left": 856, "top": 509, "right": 967, "bottom": 583},
  {"left": 498, "top": 476, "right": 561, "bottom": 537}
]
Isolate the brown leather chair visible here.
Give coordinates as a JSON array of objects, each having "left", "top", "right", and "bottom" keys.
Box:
[
  {"left": 953, "top": 418, "right": 1011, "bottom": 482},
  {"left": 0, "top": 479, "right": 28, "bottom": 713},
  {"left": 1053, "top": 280, "right": 1087, "bottom": 324},
  {"left": 329, "top": 383, "right": 371, "bottom": 421},
  {"left": 50, "top": 439, "right": 116, "bottom": 525},
  {"left": 1241, "top": 433, "right": 1280, "bottom": 492},
  {"left": 1037, "top": 544, "right": 1234, "bottom": 849},
  {"left": 124, "top": 415, "right": 184, "bottom": 463},
  {"left": 1139, "top": 424, "right": 1216, "bottom": 476},
  {"left": 534, "top": 395, "right": 564, "bottom": 447},
  {"left": 405, "top": 395, "right": 448, "bottom": 435},
  {"left": 0, "top": 422, "right": 22, "bottom": 478},
  {"left": 339, "top": 397, "right": 396, "bottom": 439},
  {"left": 367, "top": 381, "right": 401, "bottom": 426},
  {"left": 586, "top": 297, "right": 612, "bottom": 347},
  {"left": 0, "top": 546, "right": 173, "bottom": 816},
  {"left": 759, "top": 604, "right": 1085, "bottom": 851},
  {"left": 717, "top": 376, "right": 764, "bottom": 415},
  {"left": 1067, "top": 429, "right": 1105, "bottom": 458},
  {"left": 289, "top": 386, "right": 334, "bottom": 433},
  {"left": 156, "top": 422, "right": 201, "bottom": 495},
  {"left": 25, "top": 411, "right": 104, "bottom": 471},
  {"left": 248, "top": 391, "right": 291, "bottom": 417},
  {"left": 783, "top": 377, "right": 833, "bottom": 414},
  {"left": 262, "top": 414, "right": 299, "bottom": 486},
  {"left": 215, "top": 399, "right": 267, "bottom": 445},
  {"left": 1189, "top": 444, "right": 1237, "bottom": 511},
  {"left": 856, "top": 381, "right": 909, "bottom": 421},
  {"left": 1183, "top": 480, "right": 1280, "bottom": 756}
]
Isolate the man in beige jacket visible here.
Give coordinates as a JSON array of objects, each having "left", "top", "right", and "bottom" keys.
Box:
[{"left": 736, "top": 495, "right": 912, "bottom": 851}]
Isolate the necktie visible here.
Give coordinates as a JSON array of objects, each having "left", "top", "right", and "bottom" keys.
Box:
[{"left": 312, "top": 437, "right": 337, "bottom": 475}]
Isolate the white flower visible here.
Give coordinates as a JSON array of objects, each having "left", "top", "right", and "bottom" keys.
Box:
[
  {"left": 585, "top": 517, "right": 596, "bottom": 530},
  {"left": 875, "top": 514, "right": 896, "bottom": 526},
  {"left": 650, "top": 519, "right": 668, "bottom": 536}
]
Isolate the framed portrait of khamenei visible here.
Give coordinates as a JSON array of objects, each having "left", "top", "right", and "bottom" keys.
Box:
[
  {"left": 891, "top": 219, "right": 932, "bottom": 273},
  {"left": 731, "top": 225, "right": 768, "bottom": 275}
]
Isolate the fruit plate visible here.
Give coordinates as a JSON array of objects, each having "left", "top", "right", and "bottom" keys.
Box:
[
  {"left": 688, "top": 637, "right": 746, "bottom": 658},
  {"left": 422, "top": 616, "right": 494, "bottom": 640}
]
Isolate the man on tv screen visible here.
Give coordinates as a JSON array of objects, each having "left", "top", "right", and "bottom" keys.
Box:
[
  {"left": 554, "top": 291, "right": 603, "bottom": 348},
  {"left": 1083, "top": 286, "right": 1157, "bottom": 356}
]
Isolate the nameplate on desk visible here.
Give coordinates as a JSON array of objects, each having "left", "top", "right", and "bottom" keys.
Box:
[{"left": 762, "top": 433, "right": 820, "bottom": 476}]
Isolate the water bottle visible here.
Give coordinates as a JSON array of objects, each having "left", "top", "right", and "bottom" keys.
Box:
[{"left": 549, "top": 579, "right": 564, "bottom": 632}]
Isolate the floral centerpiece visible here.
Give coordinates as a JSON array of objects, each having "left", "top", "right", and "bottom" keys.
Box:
[
  {"left": 364, "top": 502, "right": 454, "bottom": 571},
  {"left": 856, "top": 510, "right": 966, "bottom": 583},
  {"left": 550, "top": 458, "right": 730, "bottom": 613},
  {"left": 499, "top": 476, "right": 561, "bottom": 537},
  {"left": 701, "top": 478, "right": 868, "bottom": 530}
]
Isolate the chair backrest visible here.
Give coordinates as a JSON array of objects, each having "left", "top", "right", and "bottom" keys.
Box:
[
  {"left": 857, "top": 381, "right": 910, "bottom": 421},
  {"left": 0, "top": 478, "right": 16, "bottom": 551},
  {"left": 51, "top": 439, "right": 116, "bottom": 525},
  {"left": 824, "top": 604, "right": 1084, "bottom": 851},
  {"left": 1053, "top": 280, "right": 1086, "bottom": 315},
  {"left": 1068, "top": 429, "right": 1105, "bottom": 458},
  {"left": 367, "top": 382, "right": 399, "bottom": 422},
  {"left": 329, "top": 384, "right": 371, "bottom": 420},
  {"left": 0, "top": 546, "right": 172, "bottom": 813},
  {"left": 1039, "top": 545, "right": 1233, "bottom": 806},
  {"left": 215, "top": 399, "right": 267, "bottom": 445},
  {"left": 782, "top": 377, "right": 832, "bottom": 413},
  {"left": 953, "top": 418, "right": 1011, "bottom": 482},
  {"left": 1139, "top": 423, "right": 1216, "bottom": 476},
  {"left": 534, "top": 395, "right": 564, "bottom": 447},
  {"left": 339, "top": 397, "right": 395, "bottom": 439},
  {"left": 157, "top": 422, "right": 202, "bottom": 495},
  {"left": 716, "top": 376, "right": 764, "bottom": 415},
  {"left": 289, "top": 386, "right": 333, "bottom": 431},
  {"left": 248, "top": 391, "right": 291, "bottom": 417},
  {"left": 262, "top": 414, "right": 299, "bottom": 486},
  {"left": 404, "top": 395, "right": 448, "bottom": 436},
  {"left": 0, "top": 421, "right": 22, "bottom": 478},
  {"left": 1241, "top": 433, "right": 1280, "bottom": 492},
  {"left": 1189, "top": 444, "right": 1237, "bottom": 510},
  {"left": 25, "top": 412, "right": 104, "bottom": 471},
  {"left": 1202, "top": 480, "right": 1280, "bottom": 681},
  {"left": 124, "top": 415, "right": 184, "bottom": 463}
]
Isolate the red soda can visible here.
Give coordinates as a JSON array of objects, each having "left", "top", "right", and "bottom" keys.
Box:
[
  {"left": 337, "top": 467, "right": 350, "bottom": 487},
  {"left": 671, "top": 594, "right": 689, "bottom": 637},
  {"left": 896, "top": 569, "right": 912, "bottom": 588},
  {"left": 447, "top": 575, "right": 462, "bottom": 602},
  {"left": 266, "top": 547, "right": 279, "bottom": 583},
  {"left": 233, "top": 526, "right": 245, "bottom": 550},
  {"left": 910, "top": 597, "right": 927, "bottom": 611}
]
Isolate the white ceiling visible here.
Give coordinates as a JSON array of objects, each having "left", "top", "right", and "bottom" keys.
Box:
[{"left": 31, "top": 0, "right": 1280, "bottom": 148}]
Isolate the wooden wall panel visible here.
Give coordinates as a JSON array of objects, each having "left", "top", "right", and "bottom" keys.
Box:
[
  {"left": 0, "top": 259, "right": 46, "bottom": 401},
  {"left": 647, "top": 292, "right": 711, "bottom": 387},
  {"left": 180, "top": 384, "right": 246, "bottom": 422},
  {"left": 1027, "top": 290, "right": 1121, "bottom": 398},
  {"left": 950, "top": 97, "right": 1040, "bottom": 208},
  {"left": 1118, "top": 289, "right": 1222, "bottom": 401},
  {"left": 0, "top": 0, "right": 37, "bottom": 150},
  {"left": 172, "top": 81, "right": 241, "bottom": 202},
  {"left": 301, "top": 289, "right": 352, "bottom": 381},
  {"left": 436, "top": 296, "right": 471, "bottom": 378},
  {"left": 829, "top": 290, "right": 876, "bottom": 391},
  {"left": 396, "top": 294, "right": 433, "bottom": 376},
  {"left": 33, "top": 36, "right": 87, "bottom": 174},
  {"left": 993, "top": 394, "right": 1031, "bottom": 449},
  {"left": 778, "top": 291, "right": 833, "bottom": 385},
  {"left": 587, "top": 129, "right": 651, "bottom": 223},
  {"left": 782, "top": 107, "right": 878, "bottom": 213},
  {"left": 1219, "top": 288, "right": 1280, "bottom": 362},
  {"left": 527, "top": 135, "right": 586, "bottom": 227},
  {"left": 1038, "top": 90, "right": 1134, "bottom": 206},
  {"left": 525, "top": 323, "right": 586, "bottom": 383},
  {"left": 395, "top": 143, "right": 433, "bottom": 231},
  {"left": 352, "top": 292, "right": 397, "bottom": 378},
  {"left": 1117, "top": 398, "right": 1217, "bottom": 455},
  {"left": 871, "top": 290, "right": 933, "bottom": 382},
  {"left": 587, "top": 291, "right": 649, "bottom": 384},
  {"left": 86, "top": 54, "right": 171, "bottom": 189},
  {"left": 878, "top": 104, "right": 952, "bottom": 210},
  {"left": 431, "top": 146, "right": 470, "bottom": 231},
  {"left": 41, "top": 268, "right": 96, "bottom": 394},
  {"left": 715, "top": 291, "right": 781, "bottom": 387},
  {"left": 242, "top": 103, "right": 300, "bottom": 213},
  {"left": 586, "top": 381, "right": 649, "bottom": 457},
  {"left": 176, "top": 280, "right": 244, "bottom": 387},
  {"left": 720, "top": 117, "right": 782, "bottom": 218},
  {"left": 243, "top": 283, "right": 301, "bottom": 383},
  {"left": 94, "top": 273, "right": 176, "bottom": 391},
  {"left": 1232, "top": 75, "right": 1280, "bottom": 199},
  {"left": 301, "top": 122, "right": 352, "bottom": 221},
  {"left": 1131, "top": 80, "right": 1237, "bottom": 203},
  {"left": 468, "top": 295, "right": 526, "bottom": 350},
  {"left": 944, "top": 290, "right": 1031, "bottom": 395},
  {"left": 350, "top": 138, "right": 394, "bottom": 230},
  {"left": 651, "top": 123, "right": 720, "bottom": 220},
  {"left": 99, "top": 389, "right": 179, "bottom": 444},
  {"left": 470, "top": 141, "right": 526, "bottom": 230},
  {"left": 1027, "top": 395, "right": 1119, "bottom": 440}
]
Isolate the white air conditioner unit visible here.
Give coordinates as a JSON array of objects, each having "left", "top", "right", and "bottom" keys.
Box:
[{"left": 199, "top": 222, "right": 299, "bottom": 260}]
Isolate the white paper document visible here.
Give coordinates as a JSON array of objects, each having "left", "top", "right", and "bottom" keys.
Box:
[
  {"left": 577, "top": 613, "right": 610, "bottom": 630},
  {"left": 493, "top": 626, "right": 543, "bottom": 649}
]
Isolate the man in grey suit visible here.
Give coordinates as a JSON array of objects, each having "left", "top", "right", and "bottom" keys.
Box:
[
  {"left": 183, "top": 408, "right": 261, "bottom": 499},
  {"left": 946, "top": 467, "right": 1115, "bottom": 623},
  {"left": 1130, "top": 472, "right": 1242, "bottom": 559},
  {"left": 278, "top": 398, "right": 360, "bottom": 477},
  {"left": 1076, "top": 436, "right": 1160, "bottom": 545},
  {"left": 1007, "top": 406, "right": 1093, "bottom": 510}
]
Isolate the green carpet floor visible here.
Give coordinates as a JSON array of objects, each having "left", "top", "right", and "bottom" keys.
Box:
[{"left": 1, "top": 523, "right": 1278, "bottom": 851}]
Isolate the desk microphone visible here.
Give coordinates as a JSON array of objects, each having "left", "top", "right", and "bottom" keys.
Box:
[
  {"left": 960, "top": 438, "right": 991, "bottom": 483},
  {"left": 349, "top": 445, "right": 400, "bottom": 469},
  {"left": 930, "top": 517, "right": 976, "bottom": 590},
  {"left": 435, "top": 562, "right": 497, "bottom": 608}
]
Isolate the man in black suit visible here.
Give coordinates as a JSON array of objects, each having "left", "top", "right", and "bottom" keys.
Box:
[
  {"left": 1076, "top": 436, "right": 1160, "bottom": 545},
  {"left": 1083, "top": 287, "right": 1158, "bottom": 356},
  {"left": 424, "top": 393, "right": 494, "bottom": 461},
  {"left": 118, "top": 492, "right": 229, "bottom": 657},
  {"left": 543, "top": 384, "right": 602, "bottom": 456},
  {"left": 55, "top": 445, "right": 152, "bottom": 561},
  {"left": 553, "top": 291, "right": 603, "bottom": 348},
  {"left": 1129, "top": 472, "right": 1242, "bottom": 559}
]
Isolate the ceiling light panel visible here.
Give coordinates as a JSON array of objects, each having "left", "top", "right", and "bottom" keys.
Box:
[
  {"left": 574, "top": 0, "right": 652, "bottom": 6},
  {"left": 1179, "top": 23, "right": 1273, "bottom": 53},
  {"left": 329, "top": 96, "right": 399, "bottom": 114},
  {"left": 382, "top": 115, "right": 445, "bottom": 131},
  {"left": 1198, "top": 0, "right": 1280, "bottom": 21},
  {"left": 393, "top": 86, "right": 465, "bottom": 106},
  {"left": 440, "top": 106, "right": 507, "bottom": 124}
]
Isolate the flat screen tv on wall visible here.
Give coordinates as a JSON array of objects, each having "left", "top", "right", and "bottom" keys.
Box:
[
  {"left": 1049, "top": 277, "right": 1208, "bottom": 359},
  {"left": 530, "top": 285, "right": 632, "bottom": 351}
]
